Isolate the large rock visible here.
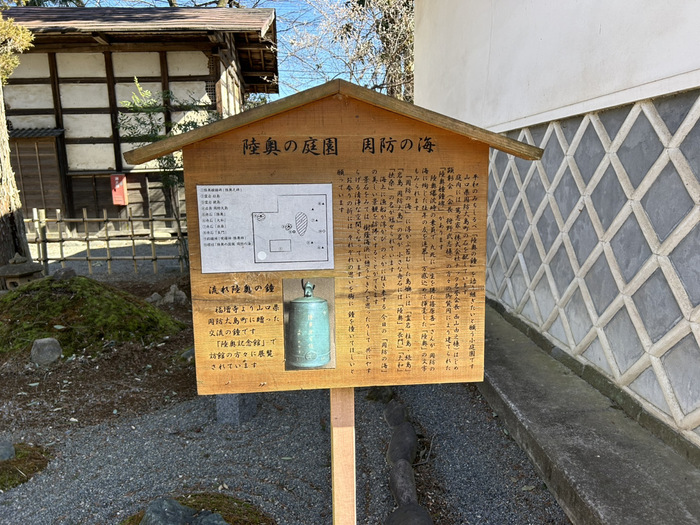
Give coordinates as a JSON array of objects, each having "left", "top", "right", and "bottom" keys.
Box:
[
  {"left": 0, "top": 440, "right": 15, "bottom": 461},
  {"left": 389, "top": 458, "right": 418, "bottom": 506},
  {"left": 386, "top": 420, "right": 418, "bottom": 466},
  {"left": 140, "top": 498, "right": 228, "bottom": 525},
  {"left": 161, "top": 284, "right": 188, "bottom": 307},
  {"left": 385, "top": 502, "right": 434, "bottom": 525},
  {"left": 30, "top": 337, "right": 62, "bottom": 366},
  {"left": 52, "top": 268, "right": 77, "bottom": 281}
]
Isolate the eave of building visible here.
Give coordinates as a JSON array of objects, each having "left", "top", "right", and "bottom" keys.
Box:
[{"left": 6, "top": 7, "right": 278, "bottom": 94}]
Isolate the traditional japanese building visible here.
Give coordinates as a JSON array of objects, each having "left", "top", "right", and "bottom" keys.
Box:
[{"left": 5, "top": 7, "right": 278, "bottom": 226}]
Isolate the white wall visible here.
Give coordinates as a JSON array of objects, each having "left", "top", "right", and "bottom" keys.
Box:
[{"left": 415, "top": 0, "right": 700, "bottom": 131}]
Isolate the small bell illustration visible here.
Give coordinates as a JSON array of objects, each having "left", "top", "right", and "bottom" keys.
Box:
[{"left": 285, "top": 280, "right": 331, "bottom": 369}]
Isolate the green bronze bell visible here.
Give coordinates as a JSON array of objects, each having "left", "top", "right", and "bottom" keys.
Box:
[{"left": 286, "top": 280, "right": 331, "bottom": 369}]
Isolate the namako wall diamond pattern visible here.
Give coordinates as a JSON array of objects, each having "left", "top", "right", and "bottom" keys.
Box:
[{"left": 487, "top": 89, "right": 700, "bottom": 447}]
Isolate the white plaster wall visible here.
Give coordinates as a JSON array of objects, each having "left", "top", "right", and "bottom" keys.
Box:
[
  {"left": 169, "top": 81, "right": 210, "bottom": 105},
  {"left": 166, "top": 51, "right": 210, "bottom": 76},
  {"left": 66, "top": 144, "right": 115, "bottom": 170},
  {"left": 12, "top": 53, "right": 49, "bottom": 78},
  {"left": 56, "top": 53, "right": 106, "bottom": 77},
  {"left": 8, "top": 115, "right": 56, "bottom": 129},
  {"left": 112, "top": 52, "right": 161, "bottom": 78},
  {"left": 4, "top": 84, "right": 53, "bottom": 110},
  {"left": 415, "top": 0, "right": 700, "bottom": 131},
  {"left": 63, "top": 114, "right": 113, "bottom": 139},
  {"left": 60, "top": 84, "right": 109, "bottom": 109}
]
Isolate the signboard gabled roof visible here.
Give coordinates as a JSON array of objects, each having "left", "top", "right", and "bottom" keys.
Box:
[{"left": 123, "top": 79, "right": 543, "bottom": 165}]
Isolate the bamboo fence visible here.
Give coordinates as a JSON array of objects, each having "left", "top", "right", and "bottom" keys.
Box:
[{"left": 25, "top": 208, "right": 188, "bottom": 275}]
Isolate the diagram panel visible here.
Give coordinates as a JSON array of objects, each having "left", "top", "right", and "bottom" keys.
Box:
[{"left": 197, "top": 183, "right": 334, "bottom": 273}]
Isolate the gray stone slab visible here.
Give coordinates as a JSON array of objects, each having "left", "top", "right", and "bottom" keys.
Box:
[
  {"left": 563, "top": 287, "right": 593, "bottom": 345},
  {"left": 533, "top": 274, "right": 556, "bottom": 320},
  {"left": 493, "top": 150, "right": 509, "bottom": 181},
  {"left": 536, "top": 204, "right": 559, "bottom": 255},
  {"left": 573, "top": 123, "right": 607, "bottom": 185},
  {"left": 511, "top": 200, "right": 530, "bottom": 245},
  {"left": 529, "top": 123, "right": 548, "bottom": 148},
  {"left": 541, "top": 132, "right": 565, "bottom": 181},
  {"left": 629, "top": 366, "right": 672, "bottom": 416},
  {"left": 617, "top": 112, "right": 664, "bottom": 189},
  {"left": 514, "top": 155, "right": 534, "bottom": 181},
  {"left": 604, "top": 306, "right": 645, "bottom": 374},
  {"left": 554, "top": 167, "right": 581, "bottom": 221},
  {"left": 632, "top": 268, "right": 683, "bottom": 343},
  {"left": 641, "top": 162, "right": 694, "bottom": 242},
  {"left": 583, "top": 253, "right": 618, "bottom": 316},
  {"left": 560, "top": 115, "right": 584, "bottom": 148},
  {"left": 590, "top": 164, "right": 627, "bottom": 233},
  {"left": 654, "top": 89, "right": 698, "bottom": 135},
  {"left": 500, "top": 230, "right": 517, "bottom": 270},
  {"left": 525, "top": 170, "right": 547, "bottom": 214},
  {"left": 598, "top": 104, "right": 630, "bottom": 142},
  {"left": 610, "top": 214, "right": 651, "bottom": 284},
  {"left": 502, "top": 171, "right": 521, "bottom": 211},
  {"left": 549, "top": 244, "right": 574, "bottom": 298},
  {"left": 491, "top": 199, "right": 508, "bottom": 237},
  {"left": 662, "top": 334, "right": 700, "bottom": 415},
  {"left": 582, "top": 338, "right": 612, "bottom": 375},
  {"left": 569, "top": 208, "right": 598, "bottom": 268},
  {"left": 481, "top": 306, "right": 700, "bottom": 525},
  {"left": 669, "top": 223, "right": 700, "bottom": 307},
  {"left": 510, "top": 261, "right": 528, "bottom": 306},
  {"left": 521, "top": 236, "right": 542, "bottom": 281},
  {"left": 679, "top": 118, "right": 700, "bottom": 184}
]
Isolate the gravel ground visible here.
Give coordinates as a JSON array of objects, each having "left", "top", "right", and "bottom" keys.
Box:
[
  {"left": 1, "top": 245, "right": 571, "bottom": 524},
  {"left": 0, "top": 384, "right": 569, "bottom": 524}
]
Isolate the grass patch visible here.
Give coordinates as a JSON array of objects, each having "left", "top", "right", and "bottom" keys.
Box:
[
  {"left": 0, "top": 276, "right": 184, "bottom": 357},
  {"left": 0, "top": 443, "right": 51, "bottom": 492},
  {"left": 119, "top": 492, "right": 276, "bottom": 524},
  {"left": 176, "top": 493, "right": 276, "bottom": 524}
]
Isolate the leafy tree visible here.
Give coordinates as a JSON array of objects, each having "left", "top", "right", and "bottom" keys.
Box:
[
  {"left": 119, "top": 78, "right": 220, "bottom": 265},
  {"left": 270, "top": 0, "right": 414, "bottom": 101},
  {"left": 0, "top": 10, "right": 33, "bottom": 273}
]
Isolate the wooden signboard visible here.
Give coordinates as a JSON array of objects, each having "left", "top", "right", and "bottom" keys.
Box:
[
  {"left": 124, "top": 81, "right": 543, "bottom": 396},
  {"left": 124, "top": 80, "right": 543, "bottom": 525},
  {"left": 185, "top": 94, "right": 490, "bottom": 395}
]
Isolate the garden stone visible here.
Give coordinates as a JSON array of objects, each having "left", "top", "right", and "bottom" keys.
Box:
[
  {"left": 0, "top": 440, "right": 15, "bottom": 461},
  {"left": 145, "top": 292, "right": 163, "bottom": 305},
  {"left": 140, "top": 497, "right": 228, "bottom": 525},
  {"left": 384, "top": 502, "right": 434, "bottom": 525},
  {"left": 384, "top": 399, "right": 407, "bottom": 427},
  {"left": 386, "top": 420, "right": 418, "bottom": 466},
  {"left": 389, "top": 458, "right": 418, "bottom": 506},
  {"left": 30, "top": 337, "right": 62, "bottom": 366},
  {"left": 161, "top": 284, "right": 188, "bottom": 306},
  {"left": 52, "top": 268, "right": 76, "bottom": 281}
]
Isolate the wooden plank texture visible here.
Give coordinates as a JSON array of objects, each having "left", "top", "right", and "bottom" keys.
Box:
[
  {"left": 185, "top": 94, "right": 487, "bottom": 394},
  {"left": 330, "top": 387, "right": 356, "bottom": 525}
]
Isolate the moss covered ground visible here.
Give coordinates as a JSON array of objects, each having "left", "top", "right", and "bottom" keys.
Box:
[{"left": 0, "top": 276, "right": 184, "bottom": 357}]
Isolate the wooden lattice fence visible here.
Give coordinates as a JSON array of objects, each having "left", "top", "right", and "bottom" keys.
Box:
[{"left": 25, "top": 208, "right": 188, "bottom": 275}]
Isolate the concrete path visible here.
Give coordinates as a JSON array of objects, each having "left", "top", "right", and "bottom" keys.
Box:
[{"left": 481, "top": 305, "right": 700, "bottom": 525}]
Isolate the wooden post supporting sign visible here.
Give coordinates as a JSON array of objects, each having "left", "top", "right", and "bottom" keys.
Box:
[{"left": 330, "top": 387, "right": 356, "bottom": 525}]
